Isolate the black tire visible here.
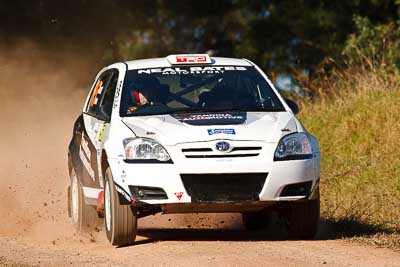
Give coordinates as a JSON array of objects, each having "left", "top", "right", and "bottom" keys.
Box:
[
  {"left": 104, "top": 168, "right": 137, "bottom": 246},
  {"left": 285, "top": 198, "right": 320, "bottom": 240},
  {"left": 69, "top": 169, "right": 98, "bottom": 231},
  {"left": 242, "top": 210, "right": 271, "bottom": 231}
]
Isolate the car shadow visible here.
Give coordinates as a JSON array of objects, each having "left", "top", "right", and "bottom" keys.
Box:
[
  {"left": 315, "top": 218, "right": 396, "bottom": 240},
  {"left": 134, "top": 228, "right": 285, "bottom": 246},
  {"left": 131, "top": 217, "right": 397, "bottom": 246}
]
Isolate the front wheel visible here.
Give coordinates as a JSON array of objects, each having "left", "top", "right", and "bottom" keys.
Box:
[
  {"left": 284, "top": 198, "right": 320, "bottom": 239},
  {"left": 104, "top": 168, "right": 137, "bottom": 246}
]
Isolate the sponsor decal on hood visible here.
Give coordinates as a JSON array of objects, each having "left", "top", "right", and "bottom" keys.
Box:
[
  {"left": 207, "top": 128, "right": 235, "bottom": 135},
  {"left": 171, "top": 112, "right": 247, "bottom": 126}
]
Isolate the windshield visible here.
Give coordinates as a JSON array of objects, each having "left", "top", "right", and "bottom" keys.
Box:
[{"left": 119, "top": 66, "right": 285, "bottom": 117}]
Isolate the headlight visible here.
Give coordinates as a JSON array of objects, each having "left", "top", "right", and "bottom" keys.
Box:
[
  {"left": 274, "top": 133, "right": 313, "bottom": 161},
  {"left": 123, "top": 138, "right": 171, "bottom": 162}
]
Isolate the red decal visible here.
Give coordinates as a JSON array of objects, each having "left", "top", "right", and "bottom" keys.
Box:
[
  {"left": 196, "top": 56, "right": 207, "bottom": 62},
  {"left": 176, "top": 56, "right": 207, "bottom": 63},
  {"left": 176, "top": 56, "right": 187, "bottom": 63},
  {"left": 174, "top": 192, "right": 183, "bottom": 200}
]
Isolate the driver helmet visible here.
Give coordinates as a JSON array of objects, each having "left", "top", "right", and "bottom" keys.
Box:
[{"left": 128, "top": 78, "right": 160, "bottom": 110}]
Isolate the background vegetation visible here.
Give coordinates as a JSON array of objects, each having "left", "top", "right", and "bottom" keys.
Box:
[{"left": 1, "top": 0, "right": 399, "bottom": 74}]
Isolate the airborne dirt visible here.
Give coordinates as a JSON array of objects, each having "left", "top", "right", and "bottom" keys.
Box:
[{"left": 1, "top": 43, "right": 399, "bottom": 267}]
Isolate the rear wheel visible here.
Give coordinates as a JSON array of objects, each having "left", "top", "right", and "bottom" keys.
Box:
[
  {"left": 104, "top": 168, "right": 137, "bottom": 246},
  {"left": 284, "top": 198, "right": 320, "bottom": 239},
  {"left": 242, "top": 210, "right": 271, "bottom": 231},
  {"left": 69, "top": 170, "right": 98, "bottom": 231}
]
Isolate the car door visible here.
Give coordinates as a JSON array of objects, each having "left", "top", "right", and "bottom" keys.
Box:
[
  {"left": 81, "top": 70, "right": 118, "bottom": 189},
  {"left": 92, "top": 69, "right": 120, "bottom": 188}
]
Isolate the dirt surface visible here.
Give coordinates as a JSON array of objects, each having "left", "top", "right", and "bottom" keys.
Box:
[
  {"left": 1, "top": 43, "right": 400, "bottom": 266},
  {"left": 1, "top": 228, "right": 400, "bottom": 267}
]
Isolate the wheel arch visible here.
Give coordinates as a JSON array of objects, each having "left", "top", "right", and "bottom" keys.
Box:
[
  {"left": 101, "top": 149, "right": 110, "bottom": 186},
  {"left": 68, "top": 151, "right": 73, "bottom": 177}
]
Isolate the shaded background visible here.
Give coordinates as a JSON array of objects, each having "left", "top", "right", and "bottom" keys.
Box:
[{"left": 2, "top": 0, "right": 400, "bottom": 83}]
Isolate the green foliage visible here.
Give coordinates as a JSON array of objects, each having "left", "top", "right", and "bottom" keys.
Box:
[
  {"left": 2, "top": 0, "right": 400, "bottom": 74},
  {"left": 343, "top": 16, "right": 400, "bottom": 69}
]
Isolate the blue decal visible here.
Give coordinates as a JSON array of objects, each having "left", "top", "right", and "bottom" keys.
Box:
[{"left": 207, "top": 129, "right": 236, "bottom": 135}]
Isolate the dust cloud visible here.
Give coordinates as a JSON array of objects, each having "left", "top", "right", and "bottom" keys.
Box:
[
  {"left": 0, "top": 41, "right": 242, "bottom": 244},
  {"left": 0, "top": 40, "right": 90, "bottom": 241}
]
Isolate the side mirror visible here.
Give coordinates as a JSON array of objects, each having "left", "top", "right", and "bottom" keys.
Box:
[{"left": 284, "top": 98, "right": 299, "bottom": 114}]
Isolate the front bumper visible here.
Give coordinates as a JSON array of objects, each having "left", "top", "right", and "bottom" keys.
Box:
[{"left": 108, "top": 144, "right": 319, "bottom": 209}]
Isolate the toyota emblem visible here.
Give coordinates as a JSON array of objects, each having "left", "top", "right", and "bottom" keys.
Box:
[{"left": 215, "top": 141, "right": 231, "bottom": 152}]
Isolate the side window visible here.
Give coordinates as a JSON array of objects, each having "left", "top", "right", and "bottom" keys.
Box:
[
  {"left": 98, "top": 71, "right": 119, "bottom": 119},
  {"left": 87, "top": 72, "right": 112, "bottom": 115}
]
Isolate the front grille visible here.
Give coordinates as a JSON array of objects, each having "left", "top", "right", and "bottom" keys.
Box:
[
  {"left": 182, "top": 146, "right": 262, "bottom": 158},
  {"left": 182, "top": 148, "right": 213, "bottom": 152},
  {"left": 180, "top": 173, "right": 267, "bottom": 202},
  {"left": 185, "top": 154, "right": 259, "bottom": 158},
  {"left": 231, "top": 147, "right": 262, "bottom": 152}
]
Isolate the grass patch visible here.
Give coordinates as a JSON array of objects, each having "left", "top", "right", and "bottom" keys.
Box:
[
  {"left": 350, "top": 233, "right": 400, "bottom": 251},
  {"left": 298, "top": 68, "right": 400, "bottom": 248}
]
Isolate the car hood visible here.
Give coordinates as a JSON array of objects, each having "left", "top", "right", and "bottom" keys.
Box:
[{"left": 121, "top": 112, "right": 298, "bottom": 146}]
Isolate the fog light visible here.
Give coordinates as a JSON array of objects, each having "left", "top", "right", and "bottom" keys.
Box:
[{"left": 280, "top": 181, "right": 312, "bottom": 197}]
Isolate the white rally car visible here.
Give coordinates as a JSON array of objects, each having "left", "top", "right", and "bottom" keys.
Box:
[{"left": 67, "top": 54, "right": 320, "bottom": 246}]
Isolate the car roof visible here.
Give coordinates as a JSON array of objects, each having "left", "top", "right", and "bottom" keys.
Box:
[{"left": 124, "top": 56, "right": 253, "bottom": 70}]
